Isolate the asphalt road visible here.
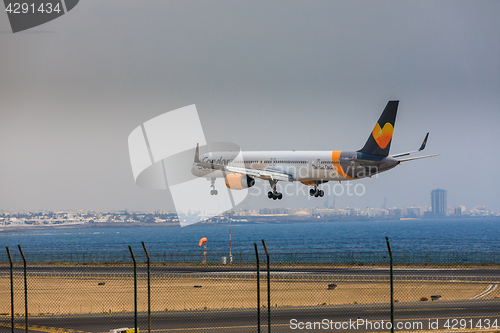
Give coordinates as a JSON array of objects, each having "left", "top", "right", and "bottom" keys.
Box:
[
  {"left": 1, "top": 265, "right": 499, "bottom": 281},
  {"left": 3, "top": 299, "right": 500, "bottom": 333}
]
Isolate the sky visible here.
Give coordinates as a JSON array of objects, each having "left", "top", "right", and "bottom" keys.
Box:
[{"left": 0, "top": 1, "right": 499, "bottom": 212}]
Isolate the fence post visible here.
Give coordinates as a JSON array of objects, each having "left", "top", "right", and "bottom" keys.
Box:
[
  {"left": 17, "top": 245, "right": 28, "bottom": 333},
  {"left": 141, "top": 241, "right": 151, "bottom": 333},
  {"left": 261, "top": 240, "right": 271, "bottom": 333},
  {"left": 254, "top": 243, "right": 261, "bottom": 333},
  {"left": 385, "top": 237, "right": 394, "bottom": 333},
  {"left": 128, "top": 245, "right": 138, "bottom": 333},
  {"left": 6, "top": 247, "right": 14, "bottom": 333}
]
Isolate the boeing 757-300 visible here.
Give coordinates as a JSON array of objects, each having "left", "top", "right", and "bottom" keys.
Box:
[{"left": 191, "top": 101, "right": 438, "bottom": 200}]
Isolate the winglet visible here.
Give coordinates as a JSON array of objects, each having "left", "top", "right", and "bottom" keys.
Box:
[
  {"left": 194, "top": 143, "right": 200, "bottom": 163},
  {"left": 391, "top": 132, "right": 431, "bottom": 158},
  {"left": 419, "top": 132, "right": 429, "bottom": 151}
]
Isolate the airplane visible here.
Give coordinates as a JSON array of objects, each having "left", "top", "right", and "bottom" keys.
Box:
[{"left": 191, "top": 101, "right": 438, "bottom": 200}]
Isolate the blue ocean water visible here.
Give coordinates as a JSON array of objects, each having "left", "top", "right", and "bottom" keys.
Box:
[{"left": 1, "top": 218, "right": 499, "bottom": 264}]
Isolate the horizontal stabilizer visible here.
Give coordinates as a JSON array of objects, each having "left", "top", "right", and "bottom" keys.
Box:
[{"left": 397, "top": 154, "right": 439, "bottom": 162}]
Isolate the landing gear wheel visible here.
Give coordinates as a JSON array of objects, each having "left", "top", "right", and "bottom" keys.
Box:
[
  {"left": 269, "top": 190, "right": 283, "bottom": 200},
  {"left": 209, "top": 178, "right": 218, "bottom": 195},
  {"left": 310, "top": 182, "right": 324, "bottom": 198},
  {"left": 268, "top": 179, "right": 283, "bottom": 200}
]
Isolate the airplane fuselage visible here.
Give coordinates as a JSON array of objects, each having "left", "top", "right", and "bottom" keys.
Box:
[
  {"left": 192, "top": 150, "right": 400, "bottom": 183},
  {"left": 190, "top": 101, "right": 435, "bottom": 200}
]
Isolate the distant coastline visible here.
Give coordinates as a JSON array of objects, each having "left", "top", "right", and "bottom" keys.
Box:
[
  {"left": 0, "top": 221, "right": 180, "bottom": 233},
  {"left": 1, "top": 214, "right": 499, "bottom": 233},
  {"left": 2, "top": 205, "right": 496, "bottom": 232}
]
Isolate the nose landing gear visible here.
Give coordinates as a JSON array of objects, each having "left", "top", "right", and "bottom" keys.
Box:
[{"left": 209, "top": 178, "right": 218, "bottom": 195}]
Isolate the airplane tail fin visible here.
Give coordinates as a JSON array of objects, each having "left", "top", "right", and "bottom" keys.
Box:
[{"left": 358, "top": 100, "right": 399, "bottom": 156}]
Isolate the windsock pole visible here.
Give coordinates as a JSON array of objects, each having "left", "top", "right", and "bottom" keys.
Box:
[
  {"left": 199, "top": 237, "right": 208, "bottom": 264},
  {"left": 198, "top": 237, "right": 207, "bottom": 264},
  {"left": 203, "top": 243, "right": 207, "bottom": 264},
  {"left": 229, "top": 212, "right": 233, "bottom": 264}
]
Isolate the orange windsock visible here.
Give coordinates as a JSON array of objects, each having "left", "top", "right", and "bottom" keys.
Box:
[{"left": 198, "top": 237, "right": 207, "bottom": 247}]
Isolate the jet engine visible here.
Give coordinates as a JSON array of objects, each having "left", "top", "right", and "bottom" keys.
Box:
[{"left": 225, "top": 173, "right": 256, "bottom": 190}]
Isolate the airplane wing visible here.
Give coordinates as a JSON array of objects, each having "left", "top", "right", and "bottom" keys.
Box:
[
  {"left": 194, "top": 144, "right": 293, "bottom": 182},
  {"left": 392, "top": 132, "right": 430, "bottom": 158},
  {"left": 226, "top": 165, "right": 293, "bottom": 182}
]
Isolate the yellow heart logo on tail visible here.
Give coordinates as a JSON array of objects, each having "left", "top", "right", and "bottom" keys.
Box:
[{"left": 372, "top": 123, "right": 393, "bottom": 149}]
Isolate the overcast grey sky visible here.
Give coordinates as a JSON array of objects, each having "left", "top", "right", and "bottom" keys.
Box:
[{"left": 0, "top": 1, "right": 499, "bottom": 212}]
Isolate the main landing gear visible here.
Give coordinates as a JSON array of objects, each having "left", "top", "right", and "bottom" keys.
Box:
[
  {"left": 268, "top": 179, "right": 283, "bottom": 200},
  {"left": 209, "top": 178, "right": 218, "bottom": 195},
  {"left": 309, "top": 183, "right": 324, "bottom": 198},
  {"left": 268, "top": 191, "right": 283, "bottom": 200}
]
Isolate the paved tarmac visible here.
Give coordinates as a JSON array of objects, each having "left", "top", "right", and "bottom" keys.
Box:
[
  {"left": 1, "top": 265, "right": 499, "bottom": 281},
  {"left": 2, "top": 299, "right": 500, "bottom": 333}
]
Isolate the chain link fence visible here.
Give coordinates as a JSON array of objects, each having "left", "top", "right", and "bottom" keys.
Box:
[{"left": 1, "top": 241, "right": 500, "bottom": 332}]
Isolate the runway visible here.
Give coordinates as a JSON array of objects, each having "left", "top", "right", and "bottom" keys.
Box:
[
  {"left": 3, "top": 299, "right": 500, "bottom": 332},
  {"left": 1, "top": 265, "right": 499, "bottom": 281}
]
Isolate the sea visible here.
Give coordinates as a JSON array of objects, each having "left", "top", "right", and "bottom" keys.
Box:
[{"left": 1, "top": 217, "right": 500, "bottom": 264}]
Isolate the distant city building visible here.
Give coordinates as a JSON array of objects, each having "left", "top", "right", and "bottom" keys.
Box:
[
  {"left": 388, "top": 208, "right": 402, "bottom": 219},
  {"left": 431, "top": 189, "right": 447, "bottom": 217},
  {"left": 259, "top": 207, "right": 296, "bottom": 215},
  {"left": 405, "top": 207, "right": 422, "bottom": 218},
  {"left": 349, "top": 208, "right": 361, "bottom": 216},
  {"left": 454, "top": 205, "right": 465, "bottom": 215},
  {"left": 366, "top": 208, "right": 387, "bottom": 218}
]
